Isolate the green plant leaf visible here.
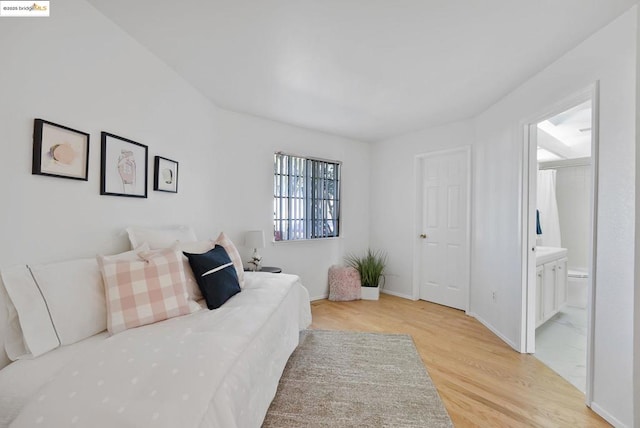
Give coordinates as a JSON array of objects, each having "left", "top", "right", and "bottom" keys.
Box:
[{"left": 345, "top": 249, "right": 387, "bottom": 287}]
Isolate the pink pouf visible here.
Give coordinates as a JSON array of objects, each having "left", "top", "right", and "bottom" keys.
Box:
[{"left": 328, "top": 265, "right": 361, "bottom": 301}]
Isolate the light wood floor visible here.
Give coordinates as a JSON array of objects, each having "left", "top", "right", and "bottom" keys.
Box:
[{"left": 310, "top": 294, "right": 609, "bottom": 428}]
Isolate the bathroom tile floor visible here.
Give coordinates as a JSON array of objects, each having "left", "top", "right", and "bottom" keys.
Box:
[{"left": 535, "top": 306, "right": 587, "bottom": 393}]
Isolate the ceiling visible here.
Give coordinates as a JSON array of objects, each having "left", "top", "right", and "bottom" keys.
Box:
[
  {"left": 537, "top": 100, "right": 592, "bottom": 162},
  {"left": 87, "top": 0, "right": 638, "bottom": 142}
]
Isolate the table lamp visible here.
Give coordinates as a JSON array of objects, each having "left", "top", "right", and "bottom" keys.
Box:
[{"left": 245, "top": 230, "right": 266, "bottom": 271}]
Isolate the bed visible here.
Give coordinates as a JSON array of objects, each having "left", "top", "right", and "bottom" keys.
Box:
[{"left": 0, "top": 238, "right": 312, "bottom": 427}]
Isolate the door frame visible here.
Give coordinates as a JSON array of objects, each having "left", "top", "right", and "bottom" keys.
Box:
[
  {"left": 520, "top": 82, "right": 599, "bottom": 405},
  {"left": 412, "top": 145, "right": 471, "bottom": 312}
]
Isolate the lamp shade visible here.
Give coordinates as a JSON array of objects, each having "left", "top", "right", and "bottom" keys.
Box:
[{"left": 245, "top": 230, "right": 266, "bottom": 249}]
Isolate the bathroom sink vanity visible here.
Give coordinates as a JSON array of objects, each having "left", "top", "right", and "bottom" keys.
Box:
[{"left": 535, "top": 246, "right": 568, "bottom": 328}]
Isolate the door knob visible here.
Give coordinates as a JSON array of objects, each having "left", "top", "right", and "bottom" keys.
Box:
[{"left": 419, "top": 234, "right": 427, "bottom": 239}]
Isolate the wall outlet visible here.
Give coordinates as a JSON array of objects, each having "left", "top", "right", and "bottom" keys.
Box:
[{"left": 492, "top": 291, "right": 497, "bottom": 303}]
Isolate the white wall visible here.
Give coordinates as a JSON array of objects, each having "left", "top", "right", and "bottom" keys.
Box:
[
  {"left": 0, "top": 0, "right": 370, "bottom": 302},
  {"left": 1, "top": 0, "right": 636, "bottom": 424},
  {"left": 554, "top": 165, "right": 591, "bottom": 270},
  {"left": 472, "top": 9, "right": 637, "bottom": 427},
  {"left": 634, "top": 9, "right": 640, "bottom": 428},
  {"left": 208, "top": 108, "right": 371, "bottom": 300},
  {"left": 369, "top": 121, "right": 474, "bottom": 299},
  {"left": 0, "top": 0, "right": 219, "bottom": 263}
]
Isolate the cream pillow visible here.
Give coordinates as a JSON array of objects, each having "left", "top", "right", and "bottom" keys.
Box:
[
  {"left": 214, "top": 232, "right": 245, "bottom": 288},
  {"left": 175, "top": 240, "right": 216, "bottom": 301}
]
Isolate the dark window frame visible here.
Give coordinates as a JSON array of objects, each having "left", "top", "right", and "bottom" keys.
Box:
[{"left": 273, "top": 152, "right": 341, "bottom": 241}]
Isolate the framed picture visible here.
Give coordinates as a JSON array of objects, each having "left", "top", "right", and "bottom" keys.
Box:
[
  {"left": 100, "top": 132, "right": 148, "bottom": 198},
  {"left": 154, "top": 156, "right": 178, "bottom": 193},
  {"left": 32, "top": 119, "right": 90, "bottom": 181}
]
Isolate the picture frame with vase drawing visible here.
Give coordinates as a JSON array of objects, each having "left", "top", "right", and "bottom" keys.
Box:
[{"left": 100, "top": 132, "right": 148, "bottom": 198}]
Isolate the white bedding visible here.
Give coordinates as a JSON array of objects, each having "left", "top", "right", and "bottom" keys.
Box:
[{"left": 0, "top": 273, "right": 311, "bottom": 428}]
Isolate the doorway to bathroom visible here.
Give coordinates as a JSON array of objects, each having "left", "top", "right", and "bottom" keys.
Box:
[{"left": 521, "top": 85, "right": 598, "bottom": 404}]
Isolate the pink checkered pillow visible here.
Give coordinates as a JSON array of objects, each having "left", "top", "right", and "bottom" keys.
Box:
[{"left": 98, "top": 249, "right": 192, "bottom": 335}]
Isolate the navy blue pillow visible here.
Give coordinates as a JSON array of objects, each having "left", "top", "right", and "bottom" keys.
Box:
[{"left": 183, "top": 245, "right": 241, "bottom": 310}]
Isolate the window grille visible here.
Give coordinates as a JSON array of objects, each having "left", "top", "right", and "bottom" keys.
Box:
[{"left": 273, "top": 152, "right": 341, "bottom": 241}]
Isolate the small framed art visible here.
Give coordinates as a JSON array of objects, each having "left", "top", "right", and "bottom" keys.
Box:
[
  {"left": 100, "top": 132, "right": 148, "bottom": 198},
  {"left": 32, "top": 119, "right": 90, "bottom": 181},
  {"left": 154, "top": 156, "right": 178, "bottom": 193}
]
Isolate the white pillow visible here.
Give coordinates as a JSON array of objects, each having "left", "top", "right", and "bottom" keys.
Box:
[
  {"left": 126, "top": 226, "right": 198, "bottom": 250},
  {"left": 1, "top": 265, "right": 59, "bottom": 359},
  {"left": 0, "top": 278, "right": 14, "bottom": 369},
  {"left": 100, "top": 243, "right": 150, "bottom": 262},
  {"left": 1, "top": 245, "right": 149, "bottom": 360},
  {"left": 29, "top": 259, "right": 107, "bottom": 346}
]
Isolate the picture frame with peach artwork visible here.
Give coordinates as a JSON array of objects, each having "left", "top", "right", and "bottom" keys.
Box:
[{"left": 32, "top": 119, "right": 90, "bottom": 181}]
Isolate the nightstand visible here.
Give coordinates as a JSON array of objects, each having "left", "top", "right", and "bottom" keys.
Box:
[{"left": 244, "top": 266, "right": 282, "bottom": 273}]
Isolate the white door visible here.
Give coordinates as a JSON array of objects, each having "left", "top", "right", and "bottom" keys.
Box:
[{"left": 417, "top": 148, "right": 469, "bottom": 310}]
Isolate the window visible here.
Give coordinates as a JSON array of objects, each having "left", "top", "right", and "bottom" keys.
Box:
[{"left": 273, "top": 152, "right": 341, "bottom": 241}]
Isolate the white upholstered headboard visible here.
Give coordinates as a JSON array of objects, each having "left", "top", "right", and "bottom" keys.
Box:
[{"left": 0, "top": 276, "right": 12, "bottom": 370}]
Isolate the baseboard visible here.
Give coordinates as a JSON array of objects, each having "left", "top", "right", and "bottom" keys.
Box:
[
  {"left": 311, "top": 290, "right": 414, "bottom": 301},
  {"left": 467, "top": 311, "right": 520, "bottom": 352},
  {"left": 380, "top": 289, "right": 416, "bottom": 300},
  {"left": 590, "top": 402, "right": 628, "bottom": 428},
  {"left": 310, "top": 293, "right": 328, "bottom": 302}
]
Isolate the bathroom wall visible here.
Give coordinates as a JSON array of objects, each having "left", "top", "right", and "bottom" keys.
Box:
[{"left": 554, "top": 164, "right": 591, "bottom": 270}]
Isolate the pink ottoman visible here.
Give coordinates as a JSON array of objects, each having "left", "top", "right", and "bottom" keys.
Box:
[{"left": 328, "top": 265, "right": 361, "bottom": 301}]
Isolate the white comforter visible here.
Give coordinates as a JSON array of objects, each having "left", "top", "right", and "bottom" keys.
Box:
[{"left": 5, "top": 273, "right": 311, "bottom": 428}]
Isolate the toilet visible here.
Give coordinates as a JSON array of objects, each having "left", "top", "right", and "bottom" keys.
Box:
[{"left": 567, "top": 268, "right": 589, "bottom": 308}]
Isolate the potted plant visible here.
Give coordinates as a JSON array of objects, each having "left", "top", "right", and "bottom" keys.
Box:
[{"left": 345, "top": 249, "right": 387, "bottom": 300}]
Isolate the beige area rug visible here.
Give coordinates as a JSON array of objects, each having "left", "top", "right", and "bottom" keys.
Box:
[{"left": 262, "top": 330, "right": 453, "bottom": 427}]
